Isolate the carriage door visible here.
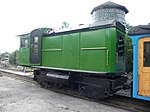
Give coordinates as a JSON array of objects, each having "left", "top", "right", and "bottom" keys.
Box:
[
  {"left": 138, "top": 37, "right": 150, "bottom": 97},
  {"left": 30, "top": 29, "right": 42, "bottom": 64}
]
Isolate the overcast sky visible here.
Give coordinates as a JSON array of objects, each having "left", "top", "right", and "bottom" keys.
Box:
[{"left": 0, "top": 0, "right": 150, "bottom": 53}]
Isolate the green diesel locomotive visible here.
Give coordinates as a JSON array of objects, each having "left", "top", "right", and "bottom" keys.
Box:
[{"left": 18, "top": 20, "right": 127, "bottom": 98}]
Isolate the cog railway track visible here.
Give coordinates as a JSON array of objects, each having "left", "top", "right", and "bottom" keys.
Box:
[{"left": 0, "top": 68, "right": 150, "bottom": 112}]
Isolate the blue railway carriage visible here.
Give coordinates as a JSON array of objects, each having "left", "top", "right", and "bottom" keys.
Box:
[{"left": 129, "top": 25, "right": 150, "bottom": 101}]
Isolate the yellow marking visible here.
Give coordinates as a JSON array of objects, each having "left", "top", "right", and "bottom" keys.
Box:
[
  {"left": 42, "top": 49, "right": 62, "bottom": 52},
  {"left": 81, "top": 47, "right": 107, "bottom": 50},
  {"left": 106, "top": 50, "right": 109, "bottom": 65}
]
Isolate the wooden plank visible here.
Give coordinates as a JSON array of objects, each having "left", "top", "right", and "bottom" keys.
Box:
[
  {"left": 138, "top": 37, "right": 150, "bottom": 97},
  {"left": 138, "top": 38, "right": 143, "bottom": 95}
]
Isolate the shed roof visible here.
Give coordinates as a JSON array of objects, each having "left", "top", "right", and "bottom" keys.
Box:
[{"left": 91, "top": 1, "right": 129, "bottom": 14}]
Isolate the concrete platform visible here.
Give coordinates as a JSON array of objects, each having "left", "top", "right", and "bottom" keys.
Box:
[{"left": 0, "top": 76, "right": 129, "bottom": 112}]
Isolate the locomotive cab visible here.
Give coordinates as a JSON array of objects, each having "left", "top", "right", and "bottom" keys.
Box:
[{"left": 18, "top": 29, "right": 43, "bottom": 66}]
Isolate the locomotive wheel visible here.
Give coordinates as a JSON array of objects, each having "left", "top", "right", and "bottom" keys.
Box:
[
  {"left": 40, "top": 81, "right": 49, "bottom": 88},
  {"left": 78, "top": 84, "right": 97, "bottom": 99},
  {"left": 33, "top": 75, "right": 37, "bottom": 81},
  {"left": 54, "top": 83, "right": 63, "bottom": 89}
]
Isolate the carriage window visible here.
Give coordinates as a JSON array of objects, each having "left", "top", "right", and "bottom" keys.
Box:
[
  {"left": 144, "top": 42, "right": 150, "bottom": 67},
  {"left": 21, "top": 38, "right": 28, "bottom": 48}
]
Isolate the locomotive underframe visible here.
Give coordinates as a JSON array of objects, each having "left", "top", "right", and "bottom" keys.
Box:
[{"left": 34, "top": 69, "right": 127, "bottom": 98}]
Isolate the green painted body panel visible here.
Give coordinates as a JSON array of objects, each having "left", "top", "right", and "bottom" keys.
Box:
[
  {"left": 62, "top": 33, "right": 79, "bottom": 69},
  {"left": 80, "top": 29, "right": 109, "bottom": 71},
  {"left": 19, "top": 47, "right": 30, "bottom": 65},
  {"left": 108, "top": 28, "right": 116, "bottom": 72},
  {"left": 18, "top": 34, "right": 30, "bottom": 66},
  {"left": 42, "top": 33, "right": 80, "bottom": 69},
  {"left": 42, "top": 35, "right": 62, "bottom": 67},
  {"left": 41, "top": 27, "right": 125, "bottom": 73}
]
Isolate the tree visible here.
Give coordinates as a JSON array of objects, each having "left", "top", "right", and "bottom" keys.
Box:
[
  {"left": 0, "top": 52, "right": 9, "bottom": 60},
  {"left": 126, "top": 23, "right": 132, "bottom": 32},
  {"left": 125, "top": 37, "right": 133, "bottom": 73},
  {"left": 59, "top": 21, "right": 69, "bottom": 29},
  {"left": 125, "top": 23, "right": 133, "bottom": 73},
  {"left": 0, "top": 52, "right": 10, "bottom": 67},
  {"left": 9, "top": 50, "right": 18, "bottom": 65}
]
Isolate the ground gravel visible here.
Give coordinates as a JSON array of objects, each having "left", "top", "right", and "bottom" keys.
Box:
[{"left": 0, "top": 76, "right": 129, "bottom": 112}]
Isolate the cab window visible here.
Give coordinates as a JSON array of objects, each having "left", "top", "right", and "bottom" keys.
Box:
[{"left": 21, "top": 38, "right": 28, "bottom": 48}]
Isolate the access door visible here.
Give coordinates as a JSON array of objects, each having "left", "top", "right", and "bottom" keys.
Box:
[
  {"left": 138, "top": 37, "right": 150, "bottom": 97},
  {"left": 30, "top": 29, "right": 42, "bottom": 64}
]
